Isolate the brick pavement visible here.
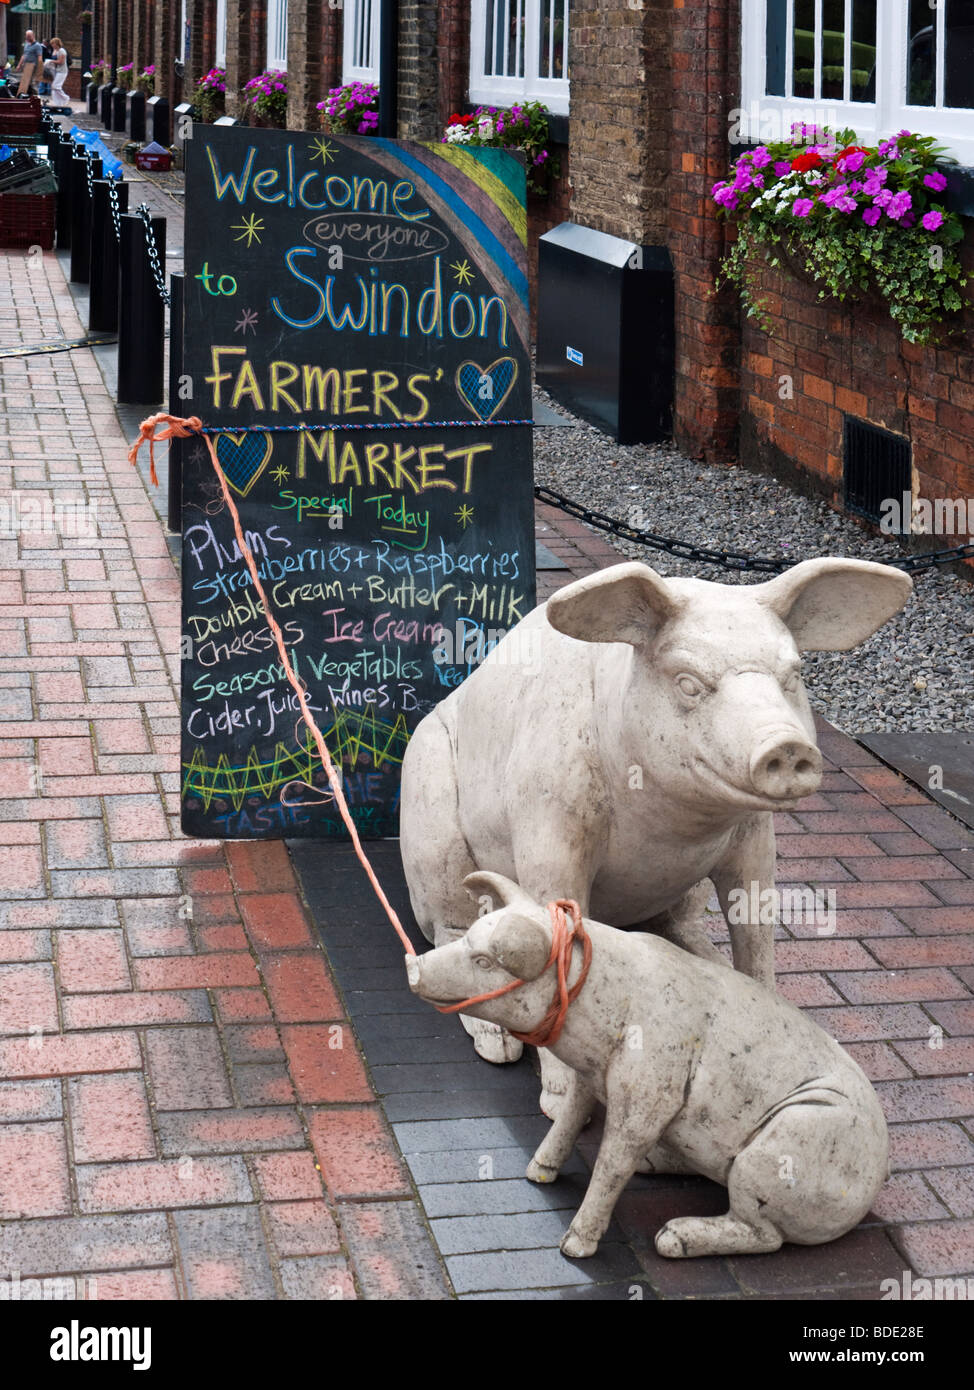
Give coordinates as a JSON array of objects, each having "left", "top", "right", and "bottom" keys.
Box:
[
  {"left": 0, "top": 162, "right": 972, "bottom": 1297},
  {"left": 0, "top": 243, "right": 449, "bottom": 1300}
]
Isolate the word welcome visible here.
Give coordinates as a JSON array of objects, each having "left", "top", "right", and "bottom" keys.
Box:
[{"left": 206, "top": 143, "right": 431, "bottom": 222}]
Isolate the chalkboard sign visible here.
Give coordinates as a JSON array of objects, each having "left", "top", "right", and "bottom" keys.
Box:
[{"left": 181, "top": 127, "right": 535, "bottom": 839}]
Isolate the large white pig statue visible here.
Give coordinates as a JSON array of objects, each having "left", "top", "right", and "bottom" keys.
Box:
[
  {"left": 405, "top": 872, "right": 890, "bottom": 1259},
  {"left": 400, "top": 557, "right": 912, "bottom": 1082}
]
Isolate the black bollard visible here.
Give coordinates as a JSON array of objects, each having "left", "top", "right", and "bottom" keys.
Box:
[
  {"left": 147, "top": 96, "right": 170, "bottom": 147},
  {"left": 167, "top": 273, "right": 184, "bottom": 533},
  {"left": 118, "top": 213, "right": 166, "bottom": 404},
  {"left": 54, "top": 136, "right": 74, "bottom": 249},
  {"left": 69, "top": 153, "right": 101, "bottom": 285},
  {"left": 99, "top": 83, "right": 113, "bottom": 129},
  {"left": 67, "top": 154, "right": 89, "bottom": 277},
  {"left": 88, "top": 179, "right": 129, "bottom": 332},
  {"left": 126, "top": 90, "right": 146, "bottom": 143},
  {"left": 86, "top": 77, "right": 99, "bottom": 114},
  {"left": 111, "top": 87, "right": 127, "bottom": 133}
]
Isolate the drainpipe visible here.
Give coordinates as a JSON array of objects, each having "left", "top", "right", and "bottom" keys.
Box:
[{"left": 378, "top": 0, "right": 398, "bottom": 137}]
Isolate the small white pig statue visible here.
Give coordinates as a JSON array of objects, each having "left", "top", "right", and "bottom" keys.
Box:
[
  {"left": 405, "top": 872, "right": 890, "bottom": 1259},
  {"left": 400, "top": 557, "right": 912, "bottom": 1076}
]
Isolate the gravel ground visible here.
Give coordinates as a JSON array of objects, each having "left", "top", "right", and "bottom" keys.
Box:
[{"left": 532, "top": 385, "right": 974, "bottom": 735}]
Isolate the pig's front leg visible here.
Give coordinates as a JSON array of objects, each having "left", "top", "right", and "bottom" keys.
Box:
[
  {"left": 562, "top": 1073, "right": 680, "bottom": 1259},
  {"left": 711, "top": 813, "right": 777, "bottom": 991},
  {"left": 526, "top": 1068, "right": 594, "bottom": 1183}
]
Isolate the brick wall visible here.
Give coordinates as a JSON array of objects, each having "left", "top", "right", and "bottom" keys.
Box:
[
  {"left": 399, "top": 0, "right": 440, "bottom": 139},
  {"left": 737, "top": 247, "right": 974, "bottom": 533},
  {"left": 287, "top": 0, "right": 341, "bottom": 131}
]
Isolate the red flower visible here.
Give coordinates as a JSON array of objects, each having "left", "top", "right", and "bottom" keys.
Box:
[
  {"left": 791, "top": 151, "right": 823, "bottom": 172},
  {"left": 836, "top": 145, "right": 869, "bottom": 162}
]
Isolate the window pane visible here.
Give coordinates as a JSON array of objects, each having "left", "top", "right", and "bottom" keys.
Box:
[
  {"left": 539, "top": 0, "right": 568, "bottom": 81},
  {"left": 766, "top": 0, "right": 787, "bottom": 96},
  {"left": 851, "top": 0, "right": 877, "bottom": 102},
  {"left": 793, "top": 0, "right": 816, "bottom": 99},
  {"left": 821, "top": 0, "right": 846, "bottom": 100},
  {"left": 945, "top": 0, "right": 974, "bottom": 108},
  {"left": 908, "top": 0, "right": 936, "bottom": 105}
]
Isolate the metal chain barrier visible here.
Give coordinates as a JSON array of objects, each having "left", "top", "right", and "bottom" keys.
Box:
[
  {"left": 83, "top": 146, "right": 95, "bottom": 201},
  {"left": 534, "top": 484, "right": 974, "bottom": 577},
  {"left": 134, "top": 202, "right": 171, "bottom": 306},
  {"left": 107, "top": 175, "right": 122, "bottom": 244}
]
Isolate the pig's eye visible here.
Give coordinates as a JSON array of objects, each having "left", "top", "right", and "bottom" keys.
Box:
[
  {"left": 473, "top": 955, "right": 494, "bottom": 970},
  {"left": 675, "top": 673, "right": 705, "bottom": 700}
]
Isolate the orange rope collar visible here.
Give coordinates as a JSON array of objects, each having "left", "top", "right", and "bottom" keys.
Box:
[{"left": 435, "top": 899, "right": 592, "bottom": 1049}]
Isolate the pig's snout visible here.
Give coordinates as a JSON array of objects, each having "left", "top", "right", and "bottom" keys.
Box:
[
  {"left": 404, "top": 954, "right": 421, "bottom": 992},
  {"left": 749, "top": 734, "right": 822, "bottom": 801}
]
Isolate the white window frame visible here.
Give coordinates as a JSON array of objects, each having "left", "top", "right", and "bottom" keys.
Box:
[
  {"left": 469, "top": 0, "right": 570, "bottom": 116},
  {"left": 266, "top": 0, "right": 289, "bottom": 71},
  {"left": 215, "top": 0, "right": 227, "bottom": 68},
  {"left": 741, "top": 0, "right": 974, "bottom": 167},
  {"left": 342, "top": 0, "right": 381, "bottom": 85},
  {"left": 180, "top": 0, "right": 189, "bottom": 65}
]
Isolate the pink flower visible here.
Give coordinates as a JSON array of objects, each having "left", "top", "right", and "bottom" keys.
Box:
[
  {"left": 837, "top": 150, "right": 866, "bottom": 173},
  {"left": 887, "top": 191, "right": 913, "bottom": 220},
  {"left": 922, "top": 209, "right": 944, "bottom": 231},
  {"left": 924, "top": 170, "right": 947, "bottom": 192},
  {"left": 751, "top": 146, "right": 771, "bottom": 168},
  {"left": 862, "top": 206, "right": 882, "bottom": 226},
  {"left": 773, "top": 160, "right": 792, "bottom": 177},
  {"left": 792, "top": 198, "right": 814, "bottom": 217}
]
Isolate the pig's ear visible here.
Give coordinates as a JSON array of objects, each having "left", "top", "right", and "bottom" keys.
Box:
[
  {"left": 489, "top": 911, "right": 552, "bottom": 981},
  {"left": 545, "top": 562, "right": 680, "bottom": 647},
  {"left": 463, "top": 871, "right": 540, "bottom": 917},
  {"left": 756, "top": 558, "right": 913, "bottom": 652}
]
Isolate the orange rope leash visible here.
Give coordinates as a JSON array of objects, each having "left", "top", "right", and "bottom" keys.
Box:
[
  {"left": 435, "top": 899, "right": 591, "bottom": 1049},
  {"left": 129, "top": 412, "right": 416, "bottom": 956}
]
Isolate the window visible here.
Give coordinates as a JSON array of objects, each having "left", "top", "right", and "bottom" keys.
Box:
[
  {"left": 342, "top": 0, "right": 381, "bottom": 85},
  {"left": 216, "top": 0, "right": 227, "bottom": 68},
  {"left": 180, "top": 0, "right": 189, "bottom": 65},
  {"left": 742, "top": 1, "right": 974, "bottom": 166},
  {"left": 267, "top": 0, "right": 288, "bottom": 70},
  {"left": 470, "top": 0, "right": 570, "bottom": 114}
]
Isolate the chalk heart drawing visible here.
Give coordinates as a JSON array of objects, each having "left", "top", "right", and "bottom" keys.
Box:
[
  {"left": 456, "top": 358, "right": 518, "bottom": 422},
  {"left": 214, "top": 431, "right": 273, "bottom": 497}
]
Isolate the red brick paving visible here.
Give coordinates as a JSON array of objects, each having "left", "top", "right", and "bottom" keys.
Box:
[{"left": 0, "top": 249, "right": 970, "bottom": 1300}]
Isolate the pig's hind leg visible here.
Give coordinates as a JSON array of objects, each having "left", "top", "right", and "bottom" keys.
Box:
[{"left": 526, "top": 1070, "right": 595, "bottom": 1184}]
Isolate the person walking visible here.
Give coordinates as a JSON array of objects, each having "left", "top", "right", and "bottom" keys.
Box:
[
  {"left": 15, "top": 30, "right": 44, "bottom": 97},
  {"left": 48, "top": 37, "right": 69, "bottom": 108}
]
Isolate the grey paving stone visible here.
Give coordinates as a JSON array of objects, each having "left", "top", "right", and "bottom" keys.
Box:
[
  {"left": 357, "top": 1030, "right": 475, "bottom": 1066},
  {"left": 344, "top": 988, "right": 439, "bottom": 1017},
  {"left": 432, "top": 1209, "right": 582, "bottom": 1255},
  {"left": 0, "top": 1213, "right": 172, "bottom": 1277},
  {"left": 173, "top": 1205, "right": 277, "bottom": 1300},
  {"left": 461, "top": 1279, "right": 656, "bottom": 1300},
  {"left": 418, "top": 1174, "right": 591, "bottom": 1218},
  {"left": 371, "top": 1059, "right": 538, "bottom": 1096},
  {"left": 383, "top": 1087, "right": 543, "bottom": 1124},
  {"left": 338, "top": 1199, "right": 452, "bottom": 1300},
  {"left": 446, "top": 1241, "right": 644, "bottom": 1294},
  {"left": 394, "top": 1114, "right": 551, "bottom": 1154},
  {"left": 351, "top": 1012, "right": 467, "bottom": 1042},
  {"left": 407, "top": 1144, "right": 587, "bottom": 1186}
]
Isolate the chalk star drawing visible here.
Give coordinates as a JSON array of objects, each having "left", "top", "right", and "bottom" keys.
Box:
[
  {"left": 232, "top": 213, "right": 265, "bottom": 247},
  {"left": 450, "top": 258, "right": 474, "bottom": 287},
  {"left": 190, "top": 444, "right": 207, "bottom": 464},
  {"left": 234, "top": 307, "right": 259, "bottom": 335},
  {"left": 271, "top": 464, "right": 290, "bottom": 483},
  {"left": 309, "top": 137, "right": 337, "bottom": 166},
  {"left": 455, "top": 503, "right": 475, "bottom": 529}
]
